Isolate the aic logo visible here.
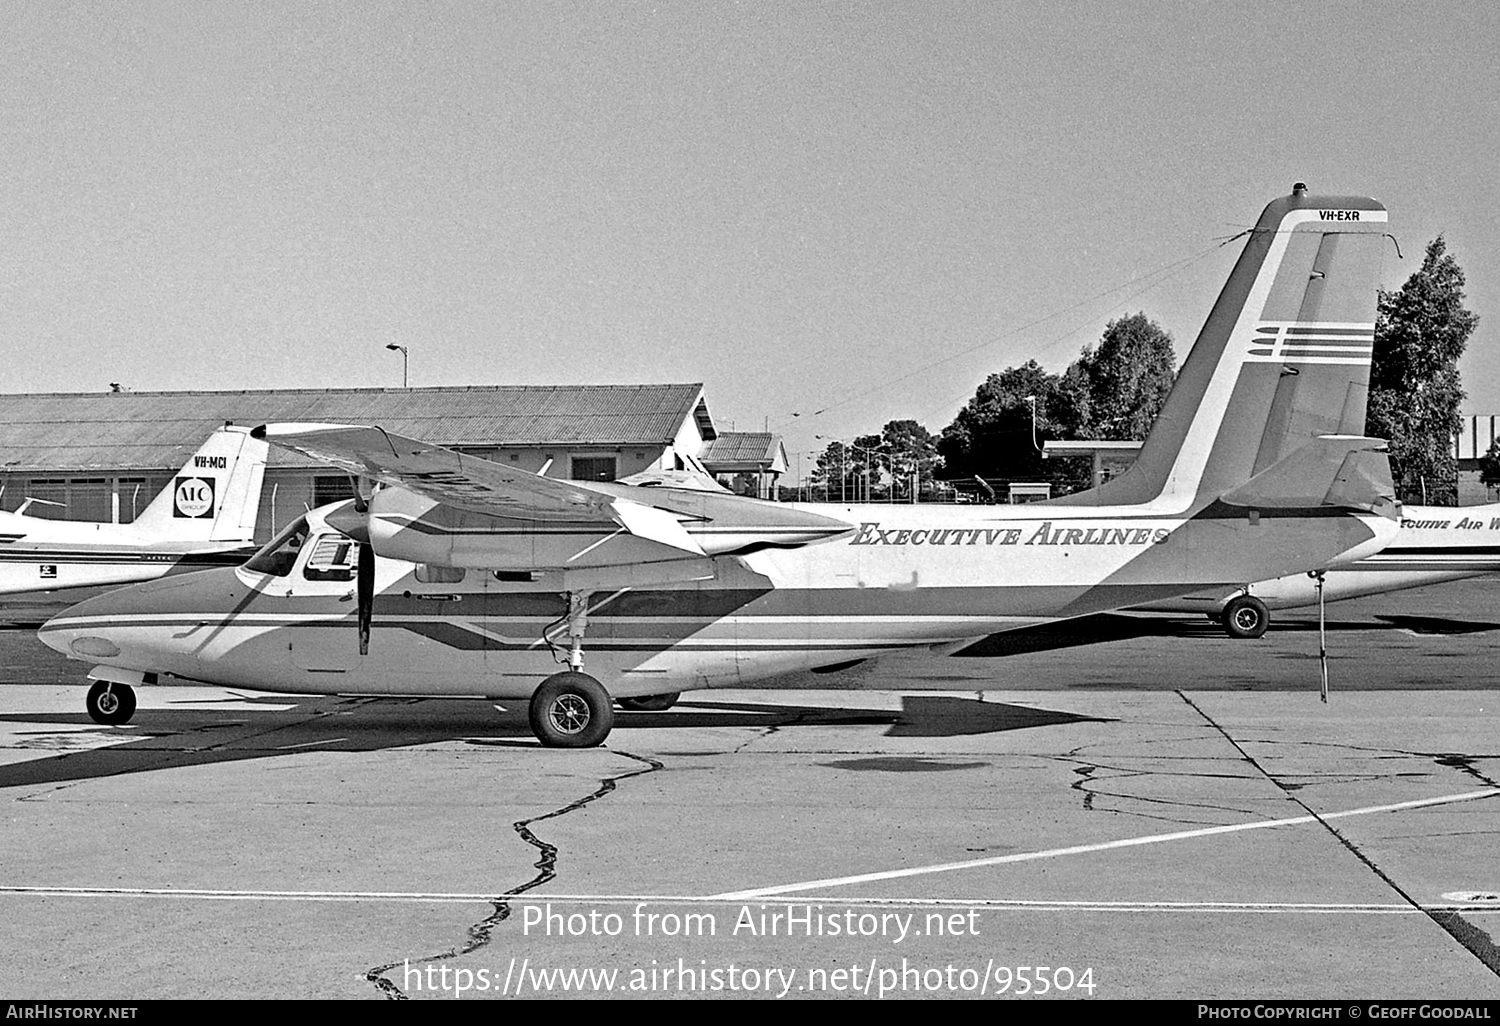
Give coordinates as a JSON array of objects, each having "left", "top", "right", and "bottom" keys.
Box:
[{"left": 173, "top": 476, "right": 216, "bottom": 518}]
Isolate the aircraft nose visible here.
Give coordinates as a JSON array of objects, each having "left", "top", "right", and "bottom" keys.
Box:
[{"left": 39, "top": 567, "right": 244, "bottom": 666}]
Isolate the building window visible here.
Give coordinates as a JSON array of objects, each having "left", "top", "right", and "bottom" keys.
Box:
[
  {"left": 570, "top": 456, "right": 616, "bottom": 482},
  {"left": 312, "top": 475, "right": 358, "bottom": 508},
  {"left": 18, "top": 479, "right": 67, "bottom": 519},
  {"left": 10, "top": 477, "right": 112, "bottom": 522}
]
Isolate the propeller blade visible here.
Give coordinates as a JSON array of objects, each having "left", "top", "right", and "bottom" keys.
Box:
[{"left": 357, "top": 540, "right": 374, "bottom": 655}]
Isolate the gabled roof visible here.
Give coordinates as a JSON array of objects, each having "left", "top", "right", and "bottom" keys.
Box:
[
  {"left": 0, "top": 384, "right": 715, "bottom": 472},
  {"left": 701, "top": 432, "right": 788, "bottom": 474}
]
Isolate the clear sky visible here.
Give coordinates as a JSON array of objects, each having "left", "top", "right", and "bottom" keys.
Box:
[{"left": 3, "top": 0, "right": 1496, "bottom": 469}]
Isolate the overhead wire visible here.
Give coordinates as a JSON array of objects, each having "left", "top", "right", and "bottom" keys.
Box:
[{"left": 774, "top": 234, "right": 1237, "bottom": 435}]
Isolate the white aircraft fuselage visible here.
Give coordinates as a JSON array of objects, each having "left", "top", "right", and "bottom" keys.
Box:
[
  {"left": 0, "top": 515, "right": 254, "bottom": 597},
  {"left": 41, "top": 494, "right": 1394, "bottom": 700}
]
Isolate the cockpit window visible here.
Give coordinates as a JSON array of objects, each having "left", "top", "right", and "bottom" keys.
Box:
[
  {"left": 303, "top": 534, "right": 360, "bottom": 582},
  {"left": 244, "top": 516, "right": 309, "bottom": 577}
]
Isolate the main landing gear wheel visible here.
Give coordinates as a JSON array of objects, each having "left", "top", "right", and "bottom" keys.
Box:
[
  {"left": 617, "top": 692, "right": 681, "bottom": 712},
  {"left": 529, "top": 671, "right": 614, "bottom": 748},
  {"left": 1220, "top": 595, "right": 1270, "bottom": 640},
  {"left": 86, "top": 680, "right": 137, "bottom": 726}
]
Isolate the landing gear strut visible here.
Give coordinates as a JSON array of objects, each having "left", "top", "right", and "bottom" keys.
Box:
[
  {"left": 86, "top": 680, "right": 136, "bottom": 725},
  {"left": 528, "top": 591, "right": 615, "bottom": 747}
]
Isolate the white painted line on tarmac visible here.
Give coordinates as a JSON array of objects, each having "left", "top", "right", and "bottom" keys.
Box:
[
  {"left": 5, "top": 789, "right": 1494, "bottom": 911},
  {"left": 0, "top": 886, "right": 1463, "bottom": 913},
  {"left": 711, "top": 787, "right": 1500, "bottom": 900}
]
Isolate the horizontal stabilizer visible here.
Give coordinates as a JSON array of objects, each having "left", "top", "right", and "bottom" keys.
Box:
[
  {"left": 1323, "top": 448, "right": 1400, "bottom": 516},
  {"left": 1218, "top": 436, "right": 1396, "bottom": 514}
]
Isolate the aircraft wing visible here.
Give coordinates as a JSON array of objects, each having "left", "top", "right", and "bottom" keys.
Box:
[{"left": 252, "top": 422, "right": 712, "bottom": 555}]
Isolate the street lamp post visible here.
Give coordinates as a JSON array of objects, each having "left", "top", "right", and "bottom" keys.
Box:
[
  {"left": 1024, "top": 394, "right": 1042, "bottom": 452},
  {"left": 385, "top": 344, "right": 409, "bottom": 388}
]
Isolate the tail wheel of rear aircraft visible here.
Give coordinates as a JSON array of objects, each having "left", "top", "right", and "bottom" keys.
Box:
[
  {"left": 529, "top": 672, "right": 615, "bottom": 748},
  {"left": 617, "top": 692, "right": 681, "bottom": 712},
  {"left": 1221, "top": 595, "right": 1270, "bottom": 640},
  {"left": 86, "top": 681, "right": 137, "bottom": 726}
]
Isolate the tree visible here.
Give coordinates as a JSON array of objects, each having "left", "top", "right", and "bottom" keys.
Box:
[
  {"left": 874, "top": 419, "right": 942, "bottom": 500},
  {"left": 936, "top": 360, "right": 1071, "bottom": 488},
  {"left": 1365, "top": 237, "right": 1480, "bottom": 505},
  {"left": 936, "top": 314, "right": 1178, "bottom": 495},
  {"left": 813, "top": 420, "right": 943, "bottom": 501},
  {"left": 1069, "top": 313, "right": 1177, "bottom": 440},
  {"left": 1479, "top": 441, "right": 1500, "bottom": 494},
  {"left": 810, "top": 440, "right": 860, "bottom": 501}
]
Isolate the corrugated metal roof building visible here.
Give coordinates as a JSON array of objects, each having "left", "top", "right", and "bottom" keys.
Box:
[
  {"left": 0, "top": 384, "right": 718, "bottom": 535},
  {"left": 700, "top": 432, "right": 789, "bottom": 499}
]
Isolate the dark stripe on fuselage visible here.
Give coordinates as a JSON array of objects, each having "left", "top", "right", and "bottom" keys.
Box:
[
  {"left": 1190, "top": 500, "right": 1368, "bottom": 520},
  {"left": 0, "top": 550, "right": 251, "bottom": 566}
]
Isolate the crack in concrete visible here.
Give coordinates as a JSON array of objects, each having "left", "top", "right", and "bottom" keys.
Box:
[
  {"left": 1216, "top": 737, "right": 1500, "bottom": 788},
  {"left": 1055, "top": 754, "right": 1273, "bottom": 820},
  {"left": 1071, "top": 764, "right": 1097, "bottom": 811},
  {"left": 364, "top": 748, "right": 664, "bottom": 1000},
  {"left": 1177, "top": 691, "right": 1500, "bottom": 981},
  {"left": 1433, "top": 753, "right": 1500, "bottom": 789},
  {"left": 732, "top": 722, "right": 789, "bottom": 755}
]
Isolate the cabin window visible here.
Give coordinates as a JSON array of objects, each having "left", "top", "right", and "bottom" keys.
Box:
[
  {"left": 415, "top": 563, "right": 466, "bottom": 584},
  {"left": 303, "top": 534, "right": 360, "bottom": 582},
  {"left": 244, "top": 516, "right": 310, "bottom": 577}
]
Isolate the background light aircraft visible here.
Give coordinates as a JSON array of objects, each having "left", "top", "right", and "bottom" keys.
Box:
[
  {"left": 43, "top": 186, "right": 1402, "bottom": 746},
  {"left": 0, "top": 425, "right": 267, "bottom": 623},
  {"left": 1138, "top": 502, "right": 1500, "bottom": 637}
]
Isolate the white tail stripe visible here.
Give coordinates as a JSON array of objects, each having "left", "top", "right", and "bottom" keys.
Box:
[{"left": 1246, "top": 320, "right": 1376, "bottom": 365}]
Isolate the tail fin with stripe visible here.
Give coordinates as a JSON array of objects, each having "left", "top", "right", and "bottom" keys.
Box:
[{"left": 1051, "top": 185, "right": 1390, "bottom": 509}]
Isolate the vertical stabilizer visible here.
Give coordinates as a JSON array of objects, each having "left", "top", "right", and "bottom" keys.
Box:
[
  {"left": 131, "top": 426, "right": 269, "bottom": 543},
  {"left": 1050, "top": 185, "right": 1389, "bottom": 509}
]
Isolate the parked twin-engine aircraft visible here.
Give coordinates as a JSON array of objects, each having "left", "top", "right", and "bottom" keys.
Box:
[
  {"left": 0, "top": 426, "right": 267, "bottom": 619},
  {"left": 42, "top": 187, "right": 1402, "bottom": 745},
  {"left": 1138, "top": 502, "right": 1500, "bottom": 637}
]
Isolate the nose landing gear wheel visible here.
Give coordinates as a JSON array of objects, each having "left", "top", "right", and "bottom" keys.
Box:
[
  {"left": 529, "top": 671, "right": 614, "bottom": 748},
  {"left": 86, "top": 680, "right": 137, "bottom": 725},
  {"left": 617, "top": 692, "right": 681, "bottom": 712},
  {"left": 1220, "top": 595, "right": 1270, "bottom": 639}
]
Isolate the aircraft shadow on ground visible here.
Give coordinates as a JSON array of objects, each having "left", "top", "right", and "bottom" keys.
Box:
[
  {"left": 0, "top": 693, "right": 1112, "bottom": 790},
  {"left": 953, "top": 612, "right": 1500, "bottom": 657}
]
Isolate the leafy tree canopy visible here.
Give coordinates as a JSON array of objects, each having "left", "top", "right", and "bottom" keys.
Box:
[
  {"left": 1069, "top": 313, "right": 1178, "bottom": 441},
  {"left": 1365, "top": 236, "right": 1479, "bottom": 505},
  {"left": 936, "top": 314, "right": 1178, "bottom": 492},
  {"left": 1480, "top": 442, "right": 1500, "bottom": 490}
]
